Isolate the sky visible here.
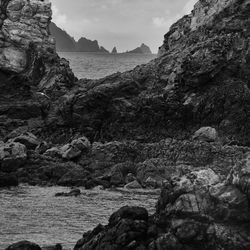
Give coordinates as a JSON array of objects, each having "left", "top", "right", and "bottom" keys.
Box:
[{"left": 50, "top": 0, "right": 197, "bottom": 53}]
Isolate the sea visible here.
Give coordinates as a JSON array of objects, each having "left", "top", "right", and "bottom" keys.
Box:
[
  {"left": 0, "top": 53, "right": 158, "bottom": 250},
  {"left": 58, "top": 52, "right": 157, "bottom": 79},
  {"left": 0, "top": 186, "right": 159, "bottom": 249}
]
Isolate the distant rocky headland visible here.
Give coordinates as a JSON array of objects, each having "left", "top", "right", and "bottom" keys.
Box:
[
  {"left": 50, "top": 22, "right": 152, "bottom": 54},
  {"left": 125, "top": 43, "right": 152, "bottom": 54},
  {"left": 49, "top": 22, "right": 109, "bottom": 53},
  {"left": 1, "top": 0, "right": 250, "bottom": 249}
]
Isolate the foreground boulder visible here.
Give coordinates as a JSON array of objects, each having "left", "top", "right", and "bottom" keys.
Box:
[
  {"left": 5, "top": 241, "right": 41, "bottom": 250},
  {"left": 0, "top": 141, "right": 27, "bottom": 172},
  {"left": 0, "top": 172, "right": 18, "bottom": 187},
  {"left": 193, "top": 127, "right": 218, "bottom": 142},
  {"left": 11, "top": 132, "right": 40, "bottom": 150},
  {"left": 55, "top": 188, "right": 81, "bottom": 197},
  {"left": 61, "top": 136, "right": 91, "bottom": 160},
  {"left": 74, "top": 206, "right": 149, "bottom": 250},
  {"left": 75, "top": 161, "right": 250, "bottom": 250}
]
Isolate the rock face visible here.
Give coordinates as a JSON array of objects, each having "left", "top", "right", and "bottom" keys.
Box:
[
  {"left": 75, "top": 156, "right": 250, "bottom": 249},
  {"left": 0, "top": 0, "right": 76, "bottom": 140},
  {"left": 70, "top": 0, "right": 250, "bottom": 249},
  {"left": 51, "top": 0, "right": 250, "bottom": 146}
]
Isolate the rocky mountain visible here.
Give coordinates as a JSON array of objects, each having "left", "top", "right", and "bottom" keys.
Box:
[
  {"left": 49, "top": 22, "right": 109, "bottom": 53},
  {"left": 49, "top": 22, "right": 76, "bottom": 52},
  {"left": 126, "top": 43, "right": 152, "bottom": 54},
  {"left": 1, "top": 0, "right": 250, "bottom": 249}
]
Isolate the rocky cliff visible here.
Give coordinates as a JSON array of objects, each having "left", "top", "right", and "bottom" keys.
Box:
[
  {"left": 0, "top": 0, "right": 76, "bottom": 139},
  {"left": 2, "top": 0, "right": 250, "bottom": 249},
  {"left": 48, "top": 0, "right": 250, "bottom": 146}
]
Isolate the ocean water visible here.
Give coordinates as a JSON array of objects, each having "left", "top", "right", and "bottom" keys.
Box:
[
  {"left": 58, "top": 52, "right": 156, "bottom": 79},
  {"left": 0, "top": 185, "right": 158, "bottom": 249}
]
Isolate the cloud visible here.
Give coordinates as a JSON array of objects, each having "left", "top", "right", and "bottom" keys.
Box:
[
  {"left": 52, "top": 4, "right": 67, "bottom": 26},
  {"left": 152, "top": 17, "right": 171, "bottom": 28},
  {"left": 183, "top": 0, "right": 197, "bottom": 14}
]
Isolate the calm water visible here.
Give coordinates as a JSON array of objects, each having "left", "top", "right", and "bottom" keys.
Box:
[
  {"left": 0, "top": 185, "right": 158, "bottom": 249},
  {"left": 58, "top": 52, "right": 156, "bottom": 79}
]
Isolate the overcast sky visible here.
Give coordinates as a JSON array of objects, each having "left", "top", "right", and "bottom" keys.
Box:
[{"left": 50, "top": 0, "right": 197, "bottom": 53}]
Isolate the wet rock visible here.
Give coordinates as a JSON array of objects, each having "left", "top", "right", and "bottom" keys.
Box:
[
  {"left": 125, "top": 173, "right": 137, "bottom": 184},
  {"left": 55, "top": 188, "right": 81, "bottom": 197},
  {"left": 5, "top": 241, "right": 41, "bottom": 250},
  {"left": 57, "top": 165, "right": 88, "bottom": 186},
  {"left": 124, "top": 180, "right": 142, "bottom": 189},
  {"left": 0, "top": 172, "right": 18, "bottom": 187},
  {"left": 61, "top": 136, "right": 91, "bottom": 160},
  {"left": 144, "top": 177, "right": 162, "bottom": 189},
  {"left": 44, "top": 147, "right": 61, "bottom": 158},
  {"left": 41, "top": 244, "right": 62, "bottom": 250},
  {"left": 193, "top": 127, "right": 218, "bottom": 142},
  {"left": 11, "top": 132, "right": 40, "bottom": 150},
  {"left": 0, "top": 141, "right": 27, "bottom": 172}
]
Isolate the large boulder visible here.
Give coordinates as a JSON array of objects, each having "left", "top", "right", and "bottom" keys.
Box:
[
  {"left": 11, "top": 132, "right": 40, "bottom": 150},
  {"left": 5, "top": 241, "right": 41, "bottom": 250},
  {"left": 193, "top": 127, "right": 218, "bottom": 142},
  {"left": 124, "top": 180, "right": 142, "bottom": 189},
  {"left": 0, "top": 172, "right": 18, "bottom": 187},
  {"left": 0, "top": 141, "right": 27, "bottom": 172},
  {"left": 61, "top": 136, "right": 91, "bottom": 160}
]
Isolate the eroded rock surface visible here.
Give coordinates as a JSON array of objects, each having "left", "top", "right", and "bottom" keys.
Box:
[
  {"left": 47, "top": 0, "right": 250, "bottom": 146},
  {"left": 0, "top": 0, "right": 76, "bottom": 140}
]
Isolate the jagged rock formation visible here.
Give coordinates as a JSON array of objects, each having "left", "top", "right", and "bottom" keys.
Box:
[
  {"left": 126, "top": 43, "right": 152, "bottom": 54},
  {"left": 0, "top": 0, "right": 76, "bottom": 139},
  {"left": 2, "top": 0, "right": 250, "bottom": 249},
  {"left": 49, "top": 0, "right": 250, "bottom": 147},
  {"left": 49, "top": 22, "right": 110, "bottom": 53}
]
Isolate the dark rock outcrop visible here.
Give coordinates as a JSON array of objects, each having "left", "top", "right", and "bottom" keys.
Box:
[
  {"left": 5, "top": 241, "right": 41, "bottom": 250},
  {"left": 50, "top": 0, "right": 250, "bottom": 146},
  {"left": 0, "top": 172, "right": 18, "bottom": 187},
  {"left": 0, "top": 0, "right": 76, "bottom": 140},
  {"left": 75, "top": 156, "right": 250, "bottom": 249}
]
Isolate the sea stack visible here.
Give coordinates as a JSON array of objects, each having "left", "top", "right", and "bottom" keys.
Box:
[{"left": 111, "top": 46, "right": 118, "bottom": 54}]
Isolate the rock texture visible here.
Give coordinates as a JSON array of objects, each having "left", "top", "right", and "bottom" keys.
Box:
[
  {"left": 46, "top": 0, "right": 250, "bottom": 146},
  {"left": 0, "top": 0, "right": 76, "bottom": 140}
]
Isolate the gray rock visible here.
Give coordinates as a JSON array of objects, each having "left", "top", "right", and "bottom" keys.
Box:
[
  {"left": 0, "top": 141, "right": 27, "bottom": 172},
  {"left": 5, "top": 241, "right": 41, "bottom": 250},
  {"left": 124, "top": 180, "right": 142, "bottom": 189},
  {"left": 193, "top": 127, "right": 218, "bottom": 142}
]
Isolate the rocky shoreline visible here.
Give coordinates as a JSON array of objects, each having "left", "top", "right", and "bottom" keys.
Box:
[{"left": 1, "top": 0, "right": 250, "bottom": 249}]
